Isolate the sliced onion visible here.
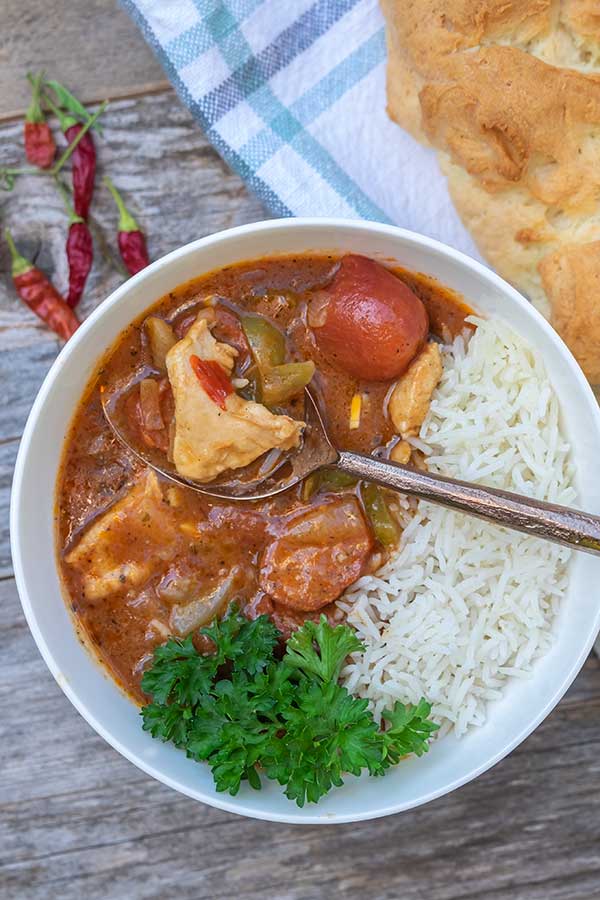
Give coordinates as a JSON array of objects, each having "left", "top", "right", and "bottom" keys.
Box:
[
  {"left": 168, "top": 569, "right": 239, "bottom": 636},
  {"left": 145, "top": 618, "right": 171, "bottom": 640},
  {"left": 195, "top": 307, "right": 217, "bottom": 324},
  {"left": 139, "top": 378, "right": 165, "bottom": 431},
  {"left": 167, "top": 420, "right": 176, "bottom": 463},
  {"left": 257, "top": 447, "right": 283, "bottom": 477},
  {"left": 145, "top": 316, "right": 176, "bottom": 372},
  {"left": 306, "top": 291, "right": 329, "bottom": 328}
]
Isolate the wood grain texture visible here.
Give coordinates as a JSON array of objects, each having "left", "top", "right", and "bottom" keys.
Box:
[
  {"left": 0, "top": 440, "right": 18, "bottom": 577},
  {"left": 0, "top": 0, "right": 167, "bottom": 119},
  {"left": 2, "top": 573, "right": 600, "bottom": 900}
]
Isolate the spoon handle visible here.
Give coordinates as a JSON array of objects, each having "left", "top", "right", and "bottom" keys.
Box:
[{"left": 337, "top": 450, "right": 600, "bottom": 556}]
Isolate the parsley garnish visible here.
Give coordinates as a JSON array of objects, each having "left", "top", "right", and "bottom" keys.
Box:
[{"left": 141, "top": 609, "right": 439, "bottom": 807}]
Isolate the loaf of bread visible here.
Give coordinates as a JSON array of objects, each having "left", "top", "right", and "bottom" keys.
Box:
[{"left": 381, "top": 0, "right": 600, "bottom": 383}]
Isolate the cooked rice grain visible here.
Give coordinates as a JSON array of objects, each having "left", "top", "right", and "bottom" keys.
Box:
[{"left": 339, "top": 317, "right": 576, "bottom": 737}]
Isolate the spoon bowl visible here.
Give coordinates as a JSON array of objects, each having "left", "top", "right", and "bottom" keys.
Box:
[{"left": 101, "top": 383, "right": 338, "bottom": 500}]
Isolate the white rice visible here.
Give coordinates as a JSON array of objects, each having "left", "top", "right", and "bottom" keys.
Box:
[{"left": 339, "top": 316, "right": 576, "bottom": 737}]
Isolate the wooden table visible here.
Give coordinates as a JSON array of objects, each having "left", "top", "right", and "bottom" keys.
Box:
[{"left": 1, "top": 4, "right": 599, "bottom": 898}]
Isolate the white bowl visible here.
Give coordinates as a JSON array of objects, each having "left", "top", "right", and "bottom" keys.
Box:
[{"left": 11, "top": 218, "right": 600, "bottom": 824}]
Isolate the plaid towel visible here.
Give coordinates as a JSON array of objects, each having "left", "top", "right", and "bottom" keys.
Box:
[{"left": 123, "top": 0, "right": 480, "bottom": 258}]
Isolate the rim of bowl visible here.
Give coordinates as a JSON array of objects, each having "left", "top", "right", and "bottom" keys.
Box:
[{"left": 10, "top": 217, "right": 600, "bottom": 824}]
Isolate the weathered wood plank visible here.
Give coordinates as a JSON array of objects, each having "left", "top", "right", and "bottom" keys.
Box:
[
  {"left": 0, "top": 91, "right": 267, "bottom": 577},
  {"left": 2, "top": 577, "right": 600, "bottom": 900},
  {"left": 0, "top": 0, "right": 168, "bottom": 119},
  {"left": 0, "top": 439, "right": 18, "bottom": 577}
]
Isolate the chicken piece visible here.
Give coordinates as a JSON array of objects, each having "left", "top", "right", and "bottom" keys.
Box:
[
  {"left": 65, "top": 470, "right": 179, "bottom": 600},
  {"left": 412, "top": 449, "right": 429, "bottom": 472},
  {"left": 166, "top": 316, "right": 303, "bottom": 481},
  {"left": 390, "top": 439, "right": 411, "bottom": 465},
  {"left": 259, "top": 496, "right": 373, "bottom": 611},
  {"left": 388, "top": 341, "right": 443, "bottom": 438}
]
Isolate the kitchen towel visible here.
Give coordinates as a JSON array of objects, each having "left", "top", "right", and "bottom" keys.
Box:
[{"left": 122, "top": 0, "right": 481, "bottom": 259}]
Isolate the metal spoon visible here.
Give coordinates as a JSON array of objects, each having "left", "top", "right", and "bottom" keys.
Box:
[{"left": 102, "top": 385, "right": 600, "bottom": 556}]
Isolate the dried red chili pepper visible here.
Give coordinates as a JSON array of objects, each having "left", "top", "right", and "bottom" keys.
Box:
[
  {"left": 56, "top": 180, "right": 93, "bottom": 307},
  {"left": 24, "top": 73, "right": 56, "bottom": 169},
  {"left": 5, "top": 228, "right": 79, "bottom": 341},
  {"left": 65, "top": 218, "right": 93, "bottom": 309},
  {"left": 46, "top": 96, "right": 96, "bottom": 220},
  {"left": 65, "top": 122, "right": 95, "bottom": 221},
  {"left": 104, "top": 177, "right": 149, "bottom": 275}
]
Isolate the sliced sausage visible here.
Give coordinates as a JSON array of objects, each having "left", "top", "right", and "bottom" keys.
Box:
[
  {"left": 251, "top": 594, "right": 343, "bottom": 641},
  {"left": 259, "top": 495, "right": 372, "bottom": 610}
]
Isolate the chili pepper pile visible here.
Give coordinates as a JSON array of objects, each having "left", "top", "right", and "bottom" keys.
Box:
[{"left": 2, "top": 73, "right": 152, "bottom": 341}]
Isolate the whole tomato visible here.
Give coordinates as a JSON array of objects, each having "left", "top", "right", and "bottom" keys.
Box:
[{"left": 311, "top": 254, "right": 429, "bottom": 381}]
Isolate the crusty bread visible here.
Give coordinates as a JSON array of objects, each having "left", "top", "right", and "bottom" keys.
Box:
[{"left": 381, "top": 0, "right": 600, "bottom": 382}]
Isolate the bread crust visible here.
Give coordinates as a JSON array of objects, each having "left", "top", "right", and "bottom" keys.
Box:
[
  {"left": 382, "top": 0, "right": 600, "bottom": 381},
  {"left": 540, "top": 242, "right": 600, "bottom": 381}
]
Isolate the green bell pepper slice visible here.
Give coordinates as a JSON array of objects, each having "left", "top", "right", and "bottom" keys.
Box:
[
  {"left": 242, "top": 314, "right": 286, "bottom": 370},
  {"left": 261, "top": 360, "right": 316, "bottom": 406},
  {"left": 361, "top": 483, "right": 400, "bottom": 547},
  {"left": 302, "top": 467, "right": 358, "bottom": 501}
]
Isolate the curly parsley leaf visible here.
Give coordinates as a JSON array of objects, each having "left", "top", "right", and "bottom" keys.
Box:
[
  {"left": 381, "top": 699, "right": 440, "bottom": 765},
  {"left": 141, "top": 700, "right": 193, "bottom": 748},
  {"left": 187, "top": 684, "right": 275, "bottom": 795},
  {"left": 140, "top": 633, "right": 217, "bottom": 706},
  {"left": 140, "top": 614, "right": 438, "bottom": 807},
  {"left": 201, "top": 607, "right": 280, "bottom": 675},
  {"left": 284, "top": 615, "right": 364, "bottom": 683},
  {"left": 263, "top": 679, "right": 385, "bottom": 806}
]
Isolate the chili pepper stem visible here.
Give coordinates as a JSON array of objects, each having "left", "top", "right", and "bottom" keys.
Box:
[
  {"left": 44, "top": 78, "right": 104, "bottom": 136},
  {"left": 1, "top": 169, "right": 46, "bottom": 192},
  {"left": 25, "top": 71, "right": 45, "bottom": 123},
  {"left": 4, "top": 228, "right": 33, "bottom": 277},
  {"left": 1, "top": 167, "right": 45, "bottom": 176},
  {"left": 44, "top": 94, "right": 77, "bottom": 132},
  {"left": 54, "top": 176, "right": 84, "bottom": 224},
  {"left": 103, "top": 176, "right": 139, "bottom": 232},
  {"left": 51, "top": 101, "right": 107, "bottom": 175}
]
